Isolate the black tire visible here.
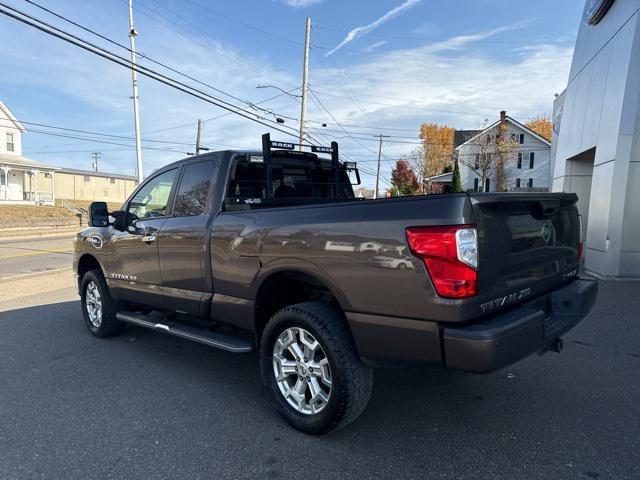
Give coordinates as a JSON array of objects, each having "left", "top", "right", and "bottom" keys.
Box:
[
  {"left": 80, "top": 269, "right": 125, "bottom": 338},
  {"left": 260, "top": 301, "right": 373, "bottom": 435}
]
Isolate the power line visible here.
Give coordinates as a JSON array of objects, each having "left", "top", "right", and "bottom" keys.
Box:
[
  {"left": 180, "top": 0, "right": 303, "bottom": 46},
  {"left": 0, "top": 3, "right": 302, "bottom": 140},
  {"left": 129, "top": 0, "right": 295, "bottom": 88},
  {"left": 310, "top": 48, "right": 382, "bottom": 132},
  {"left": 20, "top": 128, "right": 191, "bottom": 153},
  {"left": 311, "top": 88, "right": 549, "bottom": 119},
  {"left": 142, "top": 88, "right": 300, "bottom": 135},
  {"left": 24, "top": 0, "right": 292, "bottom": 112},
  {"left": 0, "top": 119, "right": 194, "bottom": 145},
  {"left": 308, "top": 89, "right": 378, "bottom": 154}
]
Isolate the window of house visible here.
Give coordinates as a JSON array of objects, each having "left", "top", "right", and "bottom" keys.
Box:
[
  {"left": 83, "top": 175, "right": 91, "bottom": 182},
  {"left": 519, "top": 133, "right": 525, "bottom": 144},
  {"left": 529, "top": 152, "right": 535, "bottom": 169},
  {"left": 110, "top": 178, "right": 116, "bottom": 184},
  {"left": 517, "top": 152, "right": 523, "bottom": 169},
  {"left": 44, "top": 172, "right": 52, "bottom": 179},
  {"left": 6, "top": 132, "right": 14, "bottom": 152},
  {"left": 516, "top": 178, "right": 521, "bottom": 188},
  {"left": 474, "top": 153, "right": 480, "bottom": 170},
  {"left": 485, "top": 178, "right": 490, "bottom": 192},
  {"left": 173, "top": 160, "right": 215, "bottom": 216},
  {"left": 528, "top": 178, "right": 533, "bottom": 188},
  {"left": 474, "top": 178, "right": 479, "bottom": 192}
]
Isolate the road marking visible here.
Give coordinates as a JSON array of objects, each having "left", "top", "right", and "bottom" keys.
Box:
[
  {"left": 0, "top": 267, "right": 72, "bottom": 283},
  {"left": 0, "top": 247, "right": 71, "bottom": 260}
]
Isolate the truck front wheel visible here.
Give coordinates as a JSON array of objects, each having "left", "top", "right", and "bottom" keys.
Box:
[
  {"left": 80, "top": 269, "right": 125, "bottom": 338},
  {"left": 260, "top": 301, "right": 373, "bottom": 434}
]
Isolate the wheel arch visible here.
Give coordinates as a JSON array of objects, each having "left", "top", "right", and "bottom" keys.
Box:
[
  {"left": 252, "top": 264, "right": 352, "bottom": 342},
  {"left": 77, "top": 253, "right": 105, "bottom": 285}
]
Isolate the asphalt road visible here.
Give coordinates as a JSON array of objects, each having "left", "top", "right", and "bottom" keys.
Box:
[
  {"left": 0, "top": 234, "right": 75, "bottom": 280},
  {"left": 0, "top": 278, "right": 638, "bottom": 480}
]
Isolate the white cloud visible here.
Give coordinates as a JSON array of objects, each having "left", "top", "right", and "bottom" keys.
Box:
[
  {"left": 0, "top": 5, "right": 573, "bottom": 190},
  {"left": 280, "top": 0, "right": 323, "bottom": 8},
  {"left": 325, "top": 0, "right": 421, "bottom": 56},
  {"left": 359, "top": 40, "right": 387, "bottom": 54},
  {"left": 420, "top": 20, "right": 532, "bottom": 54}
]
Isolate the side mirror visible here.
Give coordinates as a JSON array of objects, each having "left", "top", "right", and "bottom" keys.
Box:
[{"left": 88, "top": 202, "right": 109, "bottom": 227}]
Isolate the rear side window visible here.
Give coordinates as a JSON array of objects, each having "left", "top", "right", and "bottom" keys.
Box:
[
  {"left": 174, "top": 160, "right": 215, "bottom": 216},
  {"left": 226, "top": 155, "right": 353, "bottom": 208}
]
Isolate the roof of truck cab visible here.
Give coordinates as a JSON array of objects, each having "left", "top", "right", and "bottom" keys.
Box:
[{"left": 155, "top": 149, "right": 337, "bottom": 175}]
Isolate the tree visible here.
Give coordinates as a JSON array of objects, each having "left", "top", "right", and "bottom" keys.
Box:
[
  {"left": 524, "top": 116, "right": 553, "bottom": 141},
  {"left": 457, "top": 129, "right": 519, "bottom": 192},
  {"left": 412, "top": 123, "right": 454, "bottom": 193},
  {"left": 390, "top": 159, "right": 419, "bottom": 196},
  {"left": 451, "top": 161, "right": 462, "bottom": 193}
]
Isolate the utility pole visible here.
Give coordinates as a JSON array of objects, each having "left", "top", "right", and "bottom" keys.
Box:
[
  {"left": 299, "top": 17, "right": 311, "bottom": 150},
  {"left": 195, "top": 119, "right": 203, "bottom": 155},
  {"left": 374, "top": 134, "right": 390, "bottom": 199},
  {"left": 91, "top": 152, "right": 101, "bottom": 172},
  {"left": 128, "top": 0, "right": 143, "bottom": 183}
]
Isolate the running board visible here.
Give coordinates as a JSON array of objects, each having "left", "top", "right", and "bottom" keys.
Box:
[{"left": 116, "top": 312, "right": 254, "bottom": 353}]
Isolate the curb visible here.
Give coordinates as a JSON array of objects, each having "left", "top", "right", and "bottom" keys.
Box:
[
  {"left": 0, "top": 228, "right": 81, "bottom": 242},
  {"left": 0, "top": 267, "right": 73, "bottom": 283}
]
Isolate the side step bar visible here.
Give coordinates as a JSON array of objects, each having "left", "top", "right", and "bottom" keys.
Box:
[{"left": 116, "top": 312, "right": 254, "bottom": 353}]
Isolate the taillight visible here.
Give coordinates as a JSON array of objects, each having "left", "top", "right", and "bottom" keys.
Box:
[{"left": 406, "top": 225, "right": 478, "bottom": 298}]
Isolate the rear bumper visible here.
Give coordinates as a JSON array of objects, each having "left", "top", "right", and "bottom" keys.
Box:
[
  {"left": 443, "top": 278, "right": 598, "bottom": 372},
  {"left": 347, "top": 278, "right": 598, "bottom": 372}
]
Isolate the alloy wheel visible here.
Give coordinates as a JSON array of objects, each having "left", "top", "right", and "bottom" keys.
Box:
[
  {"left": 272, "top": 327, "right": 332, "bottom": 415},
  {"left": 85, "top": 280, "right": 103, "bottom": 328}
]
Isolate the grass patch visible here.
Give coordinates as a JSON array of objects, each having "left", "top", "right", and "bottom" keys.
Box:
[{"left": 0, "top": 204, "right": 77, "bottom": 221}]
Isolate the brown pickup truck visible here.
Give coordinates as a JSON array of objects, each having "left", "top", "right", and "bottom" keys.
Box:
[{"left": 74, "top": 134, "right": 597, "bottom": 434}]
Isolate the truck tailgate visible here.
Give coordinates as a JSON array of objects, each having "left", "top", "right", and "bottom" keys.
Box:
[{"left": 469, "top": 193, "right": 581, "bottom": 314}]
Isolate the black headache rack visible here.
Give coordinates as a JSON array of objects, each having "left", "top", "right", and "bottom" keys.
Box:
[{"left": 261, "top": 133, "right": 360, "bottom": 197}]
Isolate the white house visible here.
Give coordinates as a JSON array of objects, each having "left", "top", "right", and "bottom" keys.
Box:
[
  {"left": 0, "top": 101, "right": 57, "bottom": 205},
  {"left": 455, "top": 112, "right": 551, "bottom": 192}
]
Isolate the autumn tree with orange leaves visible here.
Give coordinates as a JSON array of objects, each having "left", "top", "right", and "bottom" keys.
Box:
[
  {"left": 412, "top": 123, "right": 454, "bottom": 192},
  {"left": 524, "top": 116, "right": 553, "bottom": 141}
]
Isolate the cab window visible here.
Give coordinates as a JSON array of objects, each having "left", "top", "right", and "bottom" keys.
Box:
[
  {"left": 128, "top": 169, "right": 178, "bottom": 221},
  {"left": 173, "top": 160, "right": 215, "bottom": 216},
  {"left": 226, "top": 155, "right": 353, "bottom": 209}
]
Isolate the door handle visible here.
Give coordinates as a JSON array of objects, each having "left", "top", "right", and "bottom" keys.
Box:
[{"left": 142, "top": 235, "right": 156, "bottom": 244}]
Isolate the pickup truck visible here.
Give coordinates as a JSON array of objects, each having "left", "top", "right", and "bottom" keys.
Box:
[{"left": 73, "top": 134, "right": 598, "bottom": 434}]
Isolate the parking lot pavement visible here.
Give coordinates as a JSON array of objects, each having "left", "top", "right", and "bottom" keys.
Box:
[
  {"left": 0, "top": 234, "right": 75, "bottom": 280},
  {"left": 0, "top": 278, "right": 638, "bottom": 480}
]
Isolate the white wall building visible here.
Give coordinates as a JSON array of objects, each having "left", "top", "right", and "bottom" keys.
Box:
[
  {"left": 552, "top": 0, "right": 640, "bottom": 279},
  {"left": 0, "top": 100, "right": 57, "bottom": 205},
  {"left": 456, "top": 113, "right": 551, "bottom": 192}
]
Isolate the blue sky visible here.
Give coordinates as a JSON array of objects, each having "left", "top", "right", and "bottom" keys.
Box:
[{"left": 0, "top": 0, "right": 585, "bottom": 188}]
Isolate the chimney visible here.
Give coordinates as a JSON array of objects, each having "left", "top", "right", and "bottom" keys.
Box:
[{"left": 500, "top": 110, "right": 506, "bottom": 123}]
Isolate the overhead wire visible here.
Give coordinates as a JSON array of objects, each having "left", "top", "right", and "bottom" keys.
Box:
[{"left": 0, "top": 3, "right": 303, "bottom": 140}]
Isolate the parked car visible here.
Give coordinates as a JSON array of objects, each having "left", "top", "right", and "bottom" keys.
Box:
[
  {"left": 372, "top": 255, "right": 414, "bottom": 269},
  {"left": 74, "top": 134, "right": 597, "bottom": 434}
]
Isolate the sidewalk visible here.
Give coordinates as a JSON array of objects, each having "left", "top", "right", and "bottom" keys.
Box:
[{"left": 0, "top": 225, "right": 81, "bottom": 241}]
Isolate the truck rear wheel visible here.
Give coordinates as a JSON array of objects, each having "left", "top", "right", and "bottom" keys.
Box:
[
  {"left": 260, "top": 301, "right": 373, "bottom": 435},
  {"left": 80, "top": 269, "right": 125, "bottom": 338}
]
